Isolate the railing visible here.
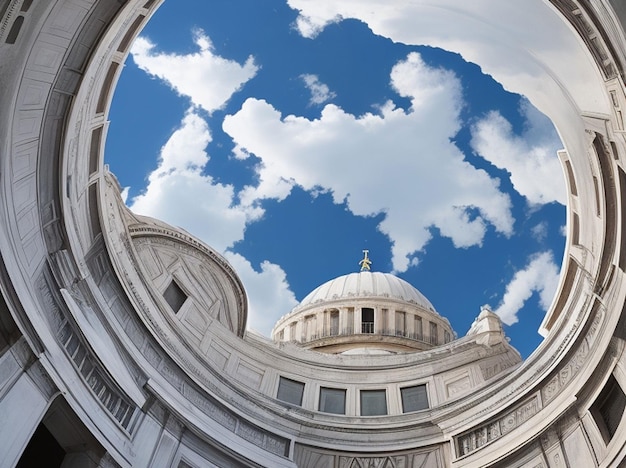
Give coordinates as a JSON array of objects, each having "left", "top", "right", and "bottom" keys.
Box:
[{"left": 302, "top": 326, "right": 439, "bottom": 345}]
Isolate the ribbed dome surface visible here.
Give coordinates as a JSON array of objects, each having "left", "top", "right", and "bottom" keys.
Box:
[{"left": 295, "top": 272, "right": 435, "bottom": 312}]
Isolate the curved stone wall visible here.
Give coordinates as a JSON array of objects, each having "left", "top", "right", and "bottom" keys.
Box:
[{"left": 0, "top": 0, "right": 625, "bottom": 467}]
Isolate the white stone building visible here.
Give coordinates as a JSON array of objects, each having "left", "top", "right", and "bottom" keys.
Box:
[{"left": 1, "top": 0, "right": 626, "bottom": 467}]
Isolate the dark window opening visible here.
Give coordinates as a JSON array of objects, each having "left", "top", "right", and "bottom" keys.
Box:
[
  {"left": 591, "top": 374, "right": 626, "bottom": 444},
  {"left": 17, "top": 423, "right": 66, "bottom": 468},
  {"left": 164, "top": 280, "right": 187, "bottom": 313},
  {"left": 362, "top": 308, "right": 374, "bottom": 334},
  {"left": 96, "top": 62, "right": 119, "bottom": 113},
  {"left": 89, "top": 126, "right": 103, "bottom": 175},
  {"left": 319, "top": 387, "right": 346, "bottom": 414},
  {"left": 401, "top": 385, "right": 429, "bottom": 413},
  {"left": 117, "top": 15, "right": 145, "bottom": 53},
  {"left": 88, "top": 182, "right": 101, "bottom": 239},
  {"left": 360, "top": 389, "right": 387, "bottom": 416},
  {"left": 277, "top": 377, "right": 305, "bottom": 406},
  {"left": 6, "top": 16, "right": 24, "bottom": 44}
]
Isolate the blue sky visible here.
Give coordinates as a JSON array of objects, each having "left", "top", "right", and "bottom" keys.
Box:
[{"left": 105, "top": 0, "right": 568, "bottom": 358}]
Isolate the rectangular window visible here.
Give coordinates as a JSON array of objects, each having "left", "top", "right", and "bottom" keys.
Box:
[
  {"left": 401, "top": 385, "right": 429, "bottom": 413},
  {"left": 330, "top": 310, "right": 339, "bottom": 335},
  {"left": 395, "top": 311, "right": 406, "bottom": 337},
  {"left": 88, "top": 182, "right": 101, "bottom": 239},
  {"left": 289, "top": 322, "right": 297, "bottom": 341},
  {"left": 319, "top": 387, "right": 346, "bottom": 414},
  {"left": 430, "top": 322, "right": 438, "bottom": 345},
  {"left": 444, "top": 330, "right": 451, "bottom": 344},
  {"left": 277, "top": 377, "right": 305, "bottom": 406},
  {"left": 362, "top": 308, "right": 374, "bottom": 334},
  {"left": 591, "top": 374, "right": 626, "bottom": 443},
  {"left": 415, "top": 316, "right": 423, "bottom": 341},
  {"left": 164, "top": 280, "right": 187, "bottom": 313},
  {"left": 360, "top": 389, "right": 387, "bottom": 416}
]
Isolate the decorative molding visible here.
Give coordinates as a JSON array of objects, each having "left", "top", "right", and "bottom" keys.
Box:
[
  {"left": 542, "top": 305, "right": 603, "bottom": 405},
  {"left": 550, "top": 0, "right": 618, "bottom": 79},
  {"left": 446, "top": 375, "right": 471, "bottom": 398},
  {"left": 27, "top": 360, "right": 58, "bottom": 400},
  {"left": 456, "top": 394, "right": 541, "bottom": 457},
  {"left": 129, "top": 225, "right": 246, "bottom": 320},
  {"left": 179, "top": 383, "right": 290, "bottom": 457},
  {"left": 454, "top": 303, "right": 604, "bottom": 457},
  {"left": 294, "top": 445, "right": 443, "bottom": 468},
  {"left": 444, "top": 288, "right": 597, "bottom": 434},
  {"left": 0, "top": 0, "right": 22, "bottom": 39},
  {"left": 35, "top": 270, "right": 137, "bottom": 430},
  {"left": 479, "top": 353, "right": 520, "bottom": 380}
]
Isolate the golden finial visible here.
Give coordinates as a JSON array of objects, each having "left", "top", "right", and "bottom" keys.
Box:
[{"left": 359, "top": 250, "right": 372, "bottom": 272}]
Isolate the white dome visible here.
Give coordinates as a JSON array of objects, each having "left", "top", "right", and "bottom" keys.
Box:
[{"left": 295, "top": 271, "right": 436, "bottom": 312}]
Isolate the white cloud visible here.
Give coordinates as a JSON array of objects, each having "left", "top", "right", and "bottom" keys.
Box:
[
  {"left": 293, "top": 9, "right": 342, "bottom": 39},
  {"left": 301, "top": 74, "right": 336, "bottom": 105},
  {"left": 224, "top": 252, "right": 298, "bottom": 335},
  {"left": 129, "top": 111, "right": 262, "bottom": 253},
  {"left": 494, "top": 251, "right": 560, "bottom": 325},
  {"left": 531, "top": 221, "right": 548, "bottom": 242},
  {"left": 286, "top": 0, "right": 608, "bottom": 173},
  {"left": 224, "top": 52, "right": 514, "bottom": 272},
  {"left": 131, "top": 30, "right": 258, "bottom": 114},
  {"left": 128, "top": 111, "right": 298, "bottom": 334},
  {"left": 120, "top": 186, "right": 130, "bottom": 204},
  {"left": 470, "top": 102, "right": 566, "bottom": 206}
]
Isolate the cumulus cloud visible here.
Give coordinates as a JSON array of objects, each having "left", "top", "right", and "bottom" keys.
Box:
[
  {"left": 224, "top": 252, "right": 298, "bottom": 335},
  {"left": 494, "top": 251, "right": 560, "bottom": 325},
  {"left": 471, "top": 102, "right": 566, "bottom": 205},
  {"left": 131, "top": 30, "right": 258, "bottom": 114},
  {"left": 531, "top": 221, "right": 548, "bottom": 242},
  {"left": 224, "top": 52, "right": 514, "bottom": 271},
  {"left": 128, "top": 112, "right": 298, "bottom": 332},
  {"left": 129, "top": 111, "right": 262, "bottom": 253},
  {"left": 286, "top": 0, "right": 608, "bottom": 163},
  {"left": 301, "top": 74, "right": 336, "bottom": 105}
]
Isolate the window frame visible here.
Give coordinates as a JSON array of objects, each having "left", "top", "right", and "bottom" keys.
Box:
[
  {"left": 360, "top": 389, "right": 388, "bottom": 416},
  {"left": 276, "top": 376, "right": 305, "bottom": 407},
  {"left": 400, "top": 384, "right": 430, "bottom": 413},
  {"left": 163, "top": 279, "right": 188, "bottom": 313},
  {"left": 318, "top": 386, "right": 346, "bottom": 415}
]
